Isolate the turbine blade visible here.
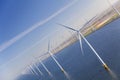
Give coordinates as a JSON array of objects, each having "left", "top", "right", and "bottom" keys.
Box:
[
  {"left": 80, "top": 15, "right": 98, "bottom": 31},
  {"left": 57, "top": 23, "right": 77, "bottom": 31},
  {"left": 78, "top": 33, "right": 84, "bottom": 55}
]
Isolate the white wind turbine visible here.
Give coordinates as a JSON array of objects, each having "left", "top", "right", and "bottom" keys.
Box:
[{"left": 58, "top": 23, "right": 110, "bottom": 71}]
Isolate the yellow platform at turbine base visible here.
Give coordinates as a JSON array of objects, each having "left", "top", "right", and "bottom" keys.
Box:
[{"left": 103, "top": 64, "right": 110, "bottom": 71}]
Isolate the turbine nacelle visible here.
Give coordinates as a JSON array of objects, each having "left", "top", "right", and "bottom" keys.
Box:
[
  {"left": 57, "top": 23, "right": 84, "bottom": 56},
  {"left": 61, "top": 68, "right": 65, "bottom": 72}
]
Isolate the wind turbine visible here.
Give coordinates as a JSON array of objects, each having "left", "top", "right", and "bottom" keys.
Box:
[
  {"left": 33, "top": 62, "right": 43, "bottom": 76},
  {"left": 82, "top": 15, "right": 98, "bottom": 29},
  {"left": 57, "top": 15, "right": 97, "bottom": 56},
  {"left": 47, "top": 40, "right": 65, "bottom": 72},
  {"left": 29, "top": 66, "right": 35, "bottom": 75},
  {"left": 29, "top": 64, "right": 42, "bottom": 80},
  {"left": 107, "top": 0, "right": 120, "bottom": 15},
  {"left": 83, "top": 16, "right": 97, "bottom": 32},
  {"left": 58, "top": 24, "right": 110, "bottom": 71},
  {"left": 47, "top": 41, "right": 71, "bottom": 80},
  {"left": 29, "top": 64, "right": 39, "bottom": 76},
  {"left": 58, "top": 23, "right": 84, "bottom": 56},
  {"left": 38, "top": 58, "right": 53, "bottom": 78},
  {"left": 32, "top": 57, "right": 44, "bottom": 76}
]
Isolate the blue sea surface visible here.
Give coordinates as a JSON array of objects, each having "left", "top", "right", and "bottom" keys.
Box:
[{"left": 17, "top": 18, "right": 120, "bottom": 80}]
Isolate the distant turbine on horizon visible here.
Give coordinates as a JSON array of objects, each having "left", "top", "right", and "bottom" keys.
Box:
[
  {"left": 47, "top": 40, "right": 71, "bottom": 80},
  {"left": 38, "top": 59, "right": 53, "bottom": 78},
  {"left": 29, "top": 64, "right": 39, "bottom": 76},
  {"left": 33, "top": 62, "right": 43, "bottom": 76},
  {"left": 107, "top": 0, "right": 120, "bottom": 15}
]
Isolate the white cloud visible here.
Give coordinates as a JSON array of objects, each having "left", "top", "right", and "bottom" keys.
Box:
[{"left": 0, "top": 0, "right": 79, "bottom": 53}]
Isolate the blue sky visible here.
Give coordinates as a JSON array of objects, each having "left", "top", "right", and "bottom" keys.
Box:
[
  {"left": 0, "top": 0, "right": 72, "bottom": 44},
  {"left": 0, "top": 0, "right": 119, "bottom": 80},
  {"left": 0, "top": 0, "right": 73, "bottom": 63}
]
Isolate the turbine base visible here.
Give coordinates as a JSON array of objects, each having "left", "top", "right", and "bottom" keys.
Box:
[{"left": 103, "top": 64, "right": 109, "bottom": 71}]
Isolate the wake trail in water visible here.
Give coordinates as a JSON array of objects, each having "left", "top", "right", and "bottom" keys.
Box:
[
  {"left": 79, "top": 32, "right": 119, "bottom": 80},
  {"left": 49, "top": 52, "right": 72, "bottom": 80},
  {"left": 108, "top": 69, "right": 118, "bottom": 80},
  {"left": 64, "top": 71, "right": 72, "bottom": 80}
]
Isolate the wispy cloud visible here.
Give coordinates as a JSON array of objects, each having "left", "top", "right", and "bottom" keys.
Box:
[{"left": 0, "top": 0, "right": 78, "bottom": 53}]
